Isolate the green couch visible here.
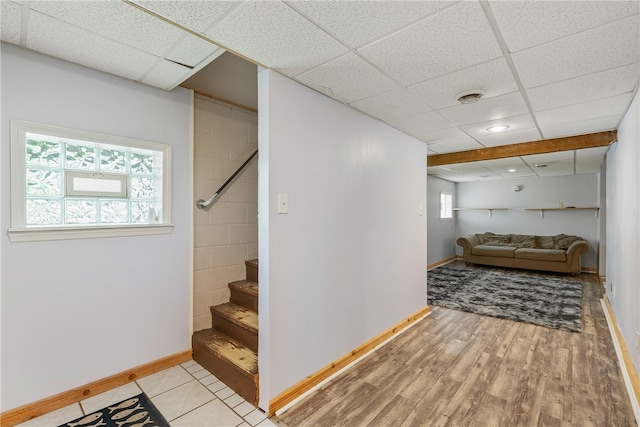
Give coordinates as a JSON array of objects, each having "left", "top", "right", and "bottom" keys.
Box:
[{"left": 456, "top": 232, "right": 590, "bottom": 274}]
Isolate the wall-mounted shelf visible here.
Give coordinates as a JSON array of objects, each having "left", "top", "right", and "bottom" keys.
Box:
[
  {"left": 454, "top": 207, "right": 600, "bottom": 218},
  {"left": 524, "top": 207, "right": 600, "bottom": 218},
  {"left": 453, "top": 208, "right": 508, "bottom": 217}
]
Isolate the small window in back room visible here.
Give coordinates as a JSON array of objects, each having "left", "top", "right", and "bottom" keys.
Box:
[{"left": 440, "top": 192, "right": 453, "bottom": 219}]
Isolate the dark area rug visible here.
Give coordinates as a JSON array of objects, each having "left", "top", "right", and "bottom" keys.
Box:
[
  {"left": 427, "top": 265, "right": 583, "bottom": 332},
  {"left": 59, "top": 393, "right": 168, "bottom": 427}
]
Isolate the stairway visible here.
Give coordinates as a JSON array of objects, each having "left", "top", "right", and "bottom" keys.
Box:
[{"left": 193, "top": 259, "right": 259, "bottom": 405}]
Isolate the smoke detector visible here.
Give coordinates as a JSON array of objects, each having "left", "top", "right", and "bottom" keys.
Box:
[{"left": 456, "top": 89, "right": 485, "bottom": 104}]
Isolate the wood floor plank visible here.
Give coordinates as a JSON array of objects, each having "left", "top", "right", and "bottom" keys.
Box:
[
  {"left": 400, "top": 377, "right": 463, "bottom": 427},
  {"left": 276, "top": 261, "right": 637, "bottom": 427},
  {"left": 366, "top": 394, "right": 416, "bottom": 427}
]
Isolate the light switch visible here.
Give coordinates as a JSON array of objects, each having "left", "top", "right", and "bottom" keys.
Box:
[
  {"left": 278, "top": 193, "right": 289, "bottom": 214},
  {"left": 419, "top": 204, "right": 424, "bottom": 216}
]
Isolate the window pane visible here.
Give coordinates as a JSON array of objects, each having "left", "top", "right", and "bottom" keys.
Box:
[
  {"left": 26, "top": 199, "right": 62, "bottom": 225},
  {"left": 12, "top": 120, "right": 170, "bottom": 233},
  {"left": 100, "top": 148, "right": 127, "bottom": 172},
  {"left": 100, "top": 200, "right": 128, "bottom": 223},
  {"left": 440, "top": 193, "right": 453, "bottom": 219},
  {"left": 66, "top": 144, "right": 96, "bottom": 170},
  {"left": 26, "top": 169, "right": 61, "bottom": 196},
  {"left": 131, "top": 177, "right": 154, "bottom": 198},
  {"left": 26, "top": 137, "right": 61, "bottom": 167},
  {"left": 131, "top": 153, "right": 153, "bottom": 175},
  {"left": 66, "top": 199, "right": 97, "bottom": 224},
  {"left": 131, "top": 201, "right": 151, "bottom": 223}
]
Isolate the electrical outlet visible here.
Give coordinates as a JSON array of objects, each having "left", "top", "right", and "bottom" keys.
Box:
[
  {"left": 610, "top": 282, "right": 615, "bottom": 299},
  {"left": 636, "top": 331, "right": 640, "bottom": 352}
]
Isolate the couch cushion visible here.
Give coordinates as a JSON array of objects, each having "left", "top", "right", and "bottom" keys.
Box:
[
  {"left": 514, "top": 248, "right": 566, "bottom": 262},
  {"left": 472, "top": 245, "right": 516, "bottom": 257},
  {"left": 510, "top": 234, "right": 537, "bottom": 248},
  {"left": 481, "top": 233, "right": 512, "bottom": 246},
  {"left": 535, "top": 235, "right": 556, "bottom": 249},
  {"left": 554, "top": 234, "right": 581, "bottom": 250}
]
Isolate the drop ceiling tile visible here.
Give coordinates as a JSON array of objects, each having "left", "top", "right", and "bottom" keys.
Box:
[
  {"left": 409, "top": 58, "right": 519, "bottom": 110},
  {"left": 427, "top": 139, "right": 485, "bottom": 155},
  {"left": 428, "top": 169, "right": 478, "bottom": 182},
  {"left": 576, "top": 146, "right": 610, "bottom": 174},
  {"left": 386, "top": 112, "right": 453, "bottom": 137},
  {"left": 165, "top": 34, "right": 221, "bottom": 69},
  {"left": 1, "top": 1, "right": 22, "bottom": 45},
  {"left": 479, "top": 157, "right": 529, "bottom": 169},
  {"left": 512, "top": 16, "right": 640, "bottom": 88},
  {"left": 288, "top": 0, "right": 453, "bottom": 48},
  {"left": 521, "top": 151, "right": 575, "bottom": 177},
  {"left": 541, "top": 115, "right": 621, "bottom": 139},
  {"left": 132, "top": 0, "right": 239, "bottom": 33},
  {"left": 204, "top": 1, "right": 348, "bottom": 76},
  {"left": 527, "top": 64, "right": 640, "bottom": 112},
  {"left": 476, "top": 128, "right": 543, "bottom": 148},
  {"left": 29, "top": 0, "right": 183, "bottom": 56},
  {"left": 535, "top": 93, "right": 633, "bottom": 128},
  {"left": 142, "top": 59, "right": 194, "bottom": 91},
  {"left": 420, "top": 127, "right": 472, "bottom": 145},
  {"left": 295, "top": 53, "right": 399, "bottom": 104},
  {"left": 460, "top": 113, "right": 537, "bottom": 139},
  {"left": 490, "top": 0, "right": 639, "bottom": 53},
  {"left": 438, "top": 92, "right": 529, "bottom": 126},
  {"left": 427, "top": 166, "right": 446, "bottom": 175},
  {"left": 358, "top": 1, "right": 503, "bottom": 86},
  {"left": 349, "top": 88, "right": 432, "bottom": 122},
  {"left": 26, "top": 11, "right": 158, "bottom": 82},
  {"left": 143, "top": 47, "right": 225, "bottom": 91},
  {"left": 479, "top": 157, "right": 536, "bottom": 179},
  {"left": 442, "top": 162, "right": 494, "bottom": 174}
]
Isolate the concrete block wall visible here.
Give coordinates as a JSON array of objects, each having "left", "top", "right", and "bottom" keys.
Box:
[{"left": 193, "top": 94, "right": 258, "bottom": 332}]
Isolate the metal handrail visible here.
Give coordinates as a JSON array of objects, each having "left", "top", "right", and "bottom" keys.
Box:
[{"left": 196, "top": 149, "right": 258, "bottom": 210}]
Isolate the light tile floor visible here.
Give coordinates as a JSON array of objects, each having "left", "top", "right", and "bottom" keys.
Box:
[{"left": 16, "top": 360, "right": 277, "bottom": 427}]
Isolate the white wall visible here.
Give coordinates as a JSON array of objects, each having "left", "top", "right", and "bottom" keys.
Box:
[
  {"left": 427, "top": 176, "right": 456, "bottom": 266},
  {"left": 258, "top": 70, "right": 427, "bottom": 411},
  {"left": 0, "top": 44, "right": 192, "bottom": 410},
  {"left": 456, "top": 174, "right": 600, "bottom": 269},
  {"left": 606, "top": 90, "right": 640, "bottom": 373}
]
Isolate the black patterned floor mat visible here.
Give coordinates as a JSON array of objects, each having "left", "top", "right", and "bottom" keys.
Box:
[{"left": 58, "top": 393, "right": 168, "bottom": 427}]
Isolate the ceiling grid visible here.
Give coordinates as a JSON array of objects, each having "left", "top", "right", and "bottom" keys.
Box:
[{"left": 1, "top": 0, "right": 637, "bottom": 181}]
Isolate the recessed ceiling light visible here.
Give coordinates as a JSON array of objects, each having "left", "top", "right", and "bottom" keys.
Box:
[
  {"left": 456, "top": 89, "right": 485, "bottom": 104},
  {"left": 534, "top": 163, "right": 549, "bottom": 168},
  {"left": 487, "top": 125, "right": 510, "bottom": 133},
  {"left": 508, "top": 168, "right": 517, "bottom": 172}
]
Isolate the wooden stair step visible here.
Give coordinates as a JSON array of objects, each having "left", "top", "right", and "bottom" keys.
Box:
[
  {"left": 192, "top": 329, "right": 258, "bottom": 405},
  {"left": 245, "top": 259, "right": 258, "bottom": 283},
  {"left": 229, "top": 280, "right": 258, "bottom": 297},
  {"left": 229, "top": 280, "right": 258, "bottom": 313},
  {"left": 211, "top": 303, "right": 258, "bottom": 351}
]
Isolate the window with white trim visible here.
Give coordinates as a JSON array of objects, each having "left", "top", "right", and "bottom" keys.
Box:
[
  {"left": 10, "top": 120, "right": 172, "bottom": 242},
  {"left": 440, "top": 192, "right": 453, "bottom": 219}
]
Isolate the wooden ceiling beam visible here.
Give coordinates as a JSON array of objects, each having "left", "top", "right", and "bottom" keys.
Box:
[{"left": 427, "top": 130, "right": 617, "bottom": 167}]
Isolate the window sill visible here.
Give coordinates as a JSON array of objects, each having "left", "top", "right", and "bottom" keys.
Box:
[{"left": 8, "top": 224, "right": 174, "bottom": 242}]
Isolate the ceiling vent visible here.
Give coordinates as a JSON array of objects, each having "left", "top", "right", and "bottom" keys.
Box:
[{"left": 456, "top": 90, "right": 485, "bottom": 104}]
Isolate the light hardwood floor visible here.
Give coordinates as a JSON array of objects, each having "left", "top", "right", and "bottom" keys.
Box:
[{"left": 276, "top": 262, "right": 637, "bottom": 427}]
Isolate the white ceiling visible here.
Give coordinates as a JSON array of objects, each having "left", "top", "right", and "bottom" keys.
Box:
[{"left": 2, "top": 0, "right": 639, "bottom": 182}]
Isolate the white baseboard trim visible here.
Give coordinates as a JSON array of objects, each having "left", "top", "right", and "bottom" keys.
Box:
[{"left": 601, "top": 299, "right": 640, "bottom": 424}]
